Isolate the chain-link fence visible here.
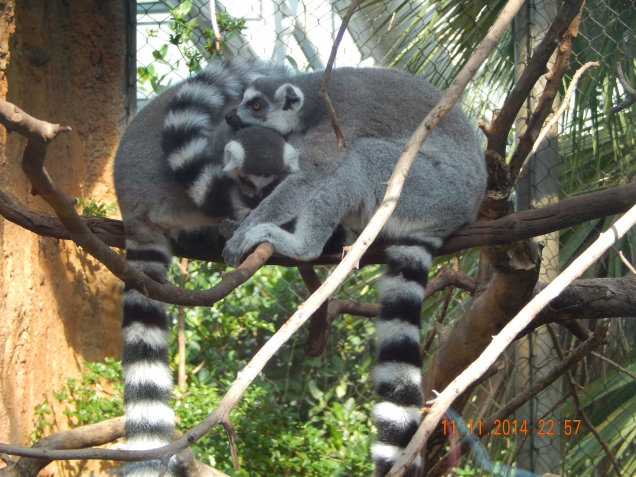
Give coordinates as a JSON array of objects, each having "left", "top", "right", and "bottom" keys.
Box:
[{"left": 129, "top": 0, "right": 636, "bottom": 475}]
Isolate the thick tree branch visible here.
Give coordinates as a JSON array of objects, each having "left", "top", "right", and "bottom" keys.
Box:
[{"left": 3, "top": 180, "right": 635, "bottom": 267}]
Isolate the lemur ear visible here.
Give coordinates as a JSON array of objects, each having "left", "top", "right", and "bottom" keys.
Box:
[
  {"left": 223, "top": 141, "right": 245, "bottom": 172},
  {"left": 282, "top": 143, "right": 299, "bottom": 173},
  {"left": 275, "top": 84, "right": 304, "bottom": 111}
]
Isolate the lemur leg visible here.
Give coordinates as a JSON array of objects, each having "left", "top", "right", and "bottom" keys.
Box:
[
  {"left": 121, "top": 222, "right": 175, "bottom": 476},
  {"left": 223, "top": 161, "right": 363, "bottom": 266}
]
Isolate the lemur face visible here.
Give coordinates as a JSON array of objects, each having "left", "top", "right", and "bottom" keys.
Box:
[
  {"left": 225, "top": 83, "right": 304, "bottom": 136},
  {"left": 223, "top": 126, "right": 299, "bottom": 198}
]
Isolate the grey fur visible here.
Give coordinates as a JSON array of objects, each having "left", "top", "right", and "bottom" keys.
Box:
[{"left": 222, "top": 67, "right": 487, "bottom": 265}]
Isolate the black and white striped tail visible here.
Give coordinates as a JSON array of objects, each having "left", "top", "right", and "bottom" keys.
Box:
[
  {"left": 371, "top": 242, "right": 435, "bottom": 477},
  {"left": 161, "top": 58, "right": 288, "bottom": 217},
  {"left": 122, "top": 238, "right": 174, "bottom": 476}
]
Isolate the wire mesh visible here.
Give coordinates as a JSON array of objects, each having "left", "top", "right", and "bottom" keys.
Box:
[{"left": 129, "top": 0, "right": 636, "bottom": 475}]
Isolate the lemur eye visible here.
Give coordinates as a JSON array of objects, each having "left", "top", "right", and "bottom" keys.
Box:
[{"left": 252, "top": 101, "right": 262, "bottom": 111}]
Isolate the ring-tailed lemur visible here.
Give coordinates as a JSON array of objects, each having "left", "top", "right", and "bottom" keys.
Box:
[
  {"left": 113, "top": 58, "right": 290, "bottom": 476},
  {"left": 223, "top": 68, "right": 487, "bottom": 476}
]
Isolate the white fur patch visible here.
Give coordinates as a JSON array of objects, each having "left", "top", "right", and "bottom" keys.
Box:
[
  {"left": 126, "top": 401, "right": 175, "bottom": 429},
  {"left": 283, "top": 142, "right": 299, "bottom": 172},
  {"left": 274, "top": 84, "right": 304, "bottom": 110},
  {"left": 124, "top": 361, "right": 173, "bottom": 390},
  {"left": 247, "top": 174, "right": 276, "bottom": 192},
  {"left": 166, "top": 137, "right": 208, "bottom": 171},
  {"left": 386, "top": 245, "right": 432, "bottom": 273},
  {"left": 372, "top": 402, "right": 421, "bottom": 427},
  {"left": 378, "top": 275, "right": 425, "bottom": 302},
  {"left": 189, "top": 164, "right": 224, "bottom": 206},
  {"left": 163, "top": 109, "right": 209, "bottom": 134},
  {"left": 242, "top": 87, "right": 260, "bottom": 103},
  {"left": 371, "top": 443, "right": 422, "bottom": 467},
  {"left": 223, "top": 141, "right": 245, "bottom": 171},
  {"left": 123, "top": 322, "right": 169, "bottom": 349},
  {"left": 372, "top": 362, "right": 422, "bottom": 387},
  {"left": 177, "top": 82, "right": 224, "bottom": 111},
  {"left": 376, "top": 320, "right": 420, "bottom": 348}
]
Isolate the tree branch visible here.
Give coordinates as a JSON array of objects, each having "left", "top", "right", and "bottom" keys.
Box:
[
  {"left": 427, "top": 319, "right": 609, "bottom": 477},
  {"left": 3, "top": 178, "right": 634, "bottom": 268},
  {"left": 507, "top": 5, "right": 586, "bottom": 182},
  {"left": 318, "top": 0, "right": 360, "bottom": 148},
  {"left": 478, "top": 0, "right": 586, "bottom": 158}
]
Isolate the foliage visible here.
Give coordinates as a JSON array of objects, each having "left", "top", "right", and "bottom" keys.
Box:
[
  {"left": 138, "top": 0, "right": 247, "bottom": 93},
  {"left": 76, "top": 197, "right": 117, "bottom": 218}
]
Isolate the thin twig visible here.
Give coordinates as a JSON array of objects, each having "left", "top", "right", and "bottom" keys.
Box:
[
  {"left": 547, "top": 325, "right": 623, "bottom": 477},
  {"left": 609, "top": 62, "right": 636, "bottom": 114},
  {"left": 386, "top": 204, "right": 636, "bottom": 476},
  {"left": 177, "top": 257, "right": 189, "bottom": 391},
  {"left": 516, "top": 61, "right": 599, "bottom": 180},
  {"left": 591, "top": 351, "right": 636, "bottom": 382},
  {"left": 612, "top": 246, "right": 636, "bottom": 274},
  {"left": 318, "top": 0, "right": 360, "bottom": 148}
]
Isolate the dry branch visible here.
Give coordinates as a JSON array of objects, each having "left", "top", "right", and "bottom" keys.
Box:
[
  {"left": 0, "top": 98, "right": 274, "bottom": 308},
  {"left": 3, "top": 181, "right": 636, "bottom": 267},
  {"left": 386, "top": 204, "right": 636, "bottom": 476},
  {"left": 507, "top": 3, "right": 585, "bottom": 181},
  {"left": 513, "top": 61, "right": 600, "bottom": 181},
  {"left": 318, "top": 0, "right": 360, "bottom": 148},
  {"left": 427, "top": 319, "right": 609, "bottom": 477}
]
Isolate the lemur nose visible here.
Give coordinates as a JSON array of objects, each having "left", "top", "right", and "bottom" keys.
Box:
[{"left": 225, "top": 110, "right": 243, "bottom": 129}]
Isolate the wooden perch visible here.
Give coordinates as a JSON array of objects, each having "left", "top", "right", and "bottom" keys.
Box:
[{"left": 2, "top": 180, "right": 635, "bottom": 267}]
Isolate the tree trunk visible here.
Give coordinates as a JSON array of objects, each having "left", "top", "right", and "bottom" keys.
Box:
[{"left": 0, "top": 0, "right": 127, "bottom": 474}]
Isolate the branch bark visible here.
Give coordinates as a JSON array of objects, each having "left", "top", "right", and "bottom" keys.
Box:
[{"left": 3, "top": 179, "right": 635, "bottom": 267}]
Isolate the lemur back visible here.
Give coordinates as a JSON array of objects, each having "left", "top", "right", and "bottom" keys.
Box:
[
  {"left": 113, "top": 58, "right": 289, "bottom": 477},
  {"left": 223, "top": 67, "right": 487, "bottom": 477}
]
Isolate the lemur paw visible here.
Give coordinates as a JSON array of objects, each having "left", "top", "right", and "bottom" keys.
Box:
[{"left": 222, "top": 224, "right": 280, "bottom": 267}]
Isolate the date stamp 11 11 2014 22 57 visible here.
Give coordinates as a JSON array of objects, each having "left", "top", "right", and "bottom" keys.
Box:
[{"left": 441, "top": 419, "right": 582, "bottom": 437}]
